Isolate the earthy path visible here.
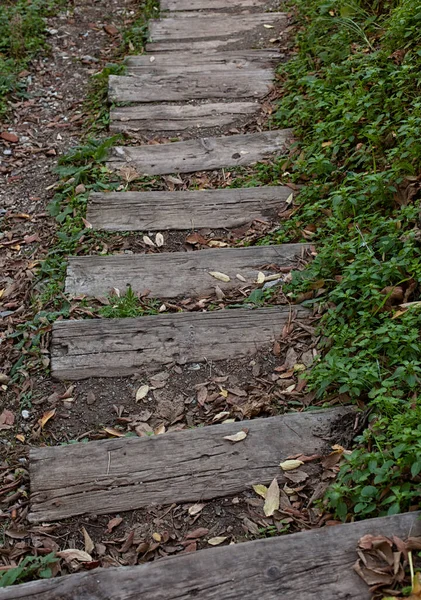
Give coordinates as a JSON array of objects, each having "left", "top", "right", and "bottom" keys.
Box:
[{"left": 2, "top": 0, "right": 420, "bottom": 597}]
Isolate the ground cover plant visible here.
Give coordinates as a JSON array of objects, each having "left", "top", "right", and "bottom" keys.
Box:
[
  {"left": 0, "top": 0, "right": 66, "bottom": 118},
  {"left": 265, "top": 0, "right": 421, "bottom": 519}
]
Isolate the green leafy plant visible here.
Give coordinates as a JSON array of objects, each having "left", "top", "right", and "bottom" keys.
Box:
[{"left": 0, "top": 553, "right": 58, "bottom": 587}]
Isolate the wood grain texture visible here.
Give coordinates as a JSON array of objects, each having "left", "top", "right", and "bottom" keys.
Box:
[
  {"left": 86, "top": 186, "right": 293, "bottom": 231},
  {"left": 108, "top": 70, "right": 273, "bottom": 102},
  {"left": 110, "top": 102, "right": 260, "bottom": 133},
  {"left": 65, "top": 245, "right": 308, "bottom": 298},
  {"left": 149, "top": 13, "right": 287, "bottom": 41},
  {"left": 161, "top": 0, "right": 270, "bottom": 10},
  {"left": 107, "top": 130, "right": 292, "bottom": 175},
  {"left": 51, "top": 306, "right": 308, "bottom": 379},
  {"left": 3, "top": 511, "right": 420, "bottom": 599},
  {"left": 28, "top": 408, "right": 347, "bottom": 522},
  {"left": 146, "top": 38, "right": 245, "bottom": 52},
  {"left": 125, "top": 49, "right": 280, "bottom": 67}
]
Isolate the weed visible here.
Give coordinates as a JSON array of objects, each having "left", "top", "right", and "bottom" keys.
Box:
[
  {"left": 0, "top": 553, "right": 58, "bottom": 587},
  {"left": 99, "top": 286, "right": 160, "bottom": 319}
]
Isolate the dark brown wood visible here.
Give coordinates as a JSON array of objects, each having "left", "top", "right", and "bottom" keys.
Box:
[
  {"left": 3, "top": 511, "right": 420, "bottom": 599},
  {"left": 107, "top": 130, "right": 292, "bottom": 175},
  {"left": 108, "top": 70, "right": 273, "bottom": 102},
  {"left": 110, "top": 102, "right": 260, "bottom": 133},
  {"left": 161, "top": 0, "right": 270, "bottom": 10},
  {"left": 86, "top": 186, "right": 293, "bottom": 231},
  {"left": 65, "top": 244, "right": 308, "bottom": 298},
  {"left": 28, "top": 408, "right": 348, "bottom": 522},
  {"left": 125, "top": 49, "right": 280, "bottom": 67},
  {"left": 51, "top": 306, "right": 308, "bottom": 379},
  {"left": 149, "top": 13, "right": 287, "bottom": 41}
]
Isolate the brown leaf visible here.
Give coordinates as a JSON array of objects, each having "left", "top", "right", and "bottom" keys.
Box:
[
  {"left": 1, "top": 132, "right": 19, "bottom": 143},
  {"left": 119, "top": 530, "right": 135, "bottom": 553},
  {"left": 103, "top": 24, "right": 119, "bottom": 36},
  {"left": 197, "top": 386, "right": 208, "bottom": 406},
  {"left": 185, "top": 527, "right": 209, "bottom": 540},
  {"left": 38, "top": 409, "right": 56, "bottom": 429},
  {"left": 186, "top": 232, "right": 207, "bottom": 246},
  {"left": 106, "top": 517, "right": 123, "bottom": 533},
  {"left": 57, "top": 549, "right": 93, "bottom": 563},
  {"left": 0, "top": 409, "right": 15, "bottom": 429},
  {"left": 81, "top": 527, "right": 95, "bottom": 555},
  {"left": 103, "top": 427, "right": 125, "bottom": 438}
]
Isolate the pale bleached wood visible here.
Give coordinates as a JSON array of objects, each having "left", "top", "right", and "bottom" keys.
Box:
[
  {"left": 161, "top": 0, "right": 270, "bottom": 10},
  {"left": 149, "top": 13, "right": 287, "bottom": 41},
  {"left": 4, "top": 511, "right": 420, "bottom": 599},
  {"left": 110, "top": 102, "right": 259, "bottom": 133},
  {"left": 28, "top": 408, "right": 348, "bottom": 522},
  {"left": 125, "top": 49, "right": 280, "bottom": 67},
  {"left": 51, "top": 306, "right": 308, "bottom": 380},
  {"left": 87, "top": 186, "right": 293, "bottom": 231},
  {"left": 146, "top": 38, "right": 245, "bottom": 52},
  {"left": 126, "top": 62, "right": 271, "bottom": 75},
  {"left": 108, "top": 70, "right": 273, "bottom": 102},
  {"left": 107, "top": 130, "right": 292, "bottom": 175},
  {"left": 65, "top": 245, "right": 308, "bottom": 298}
]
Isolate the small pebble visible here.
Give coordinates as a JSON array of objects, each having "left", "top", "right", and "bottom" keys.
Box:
[{"left": 21, "top": 410, "right": 30, "bottom": 419}]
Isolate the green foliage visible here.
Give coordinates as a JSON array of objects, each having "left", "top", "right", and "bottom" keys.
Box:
[
  {"left": 0, "top": 553, "right": 58, "bottom": 587},
  {"left": 263, "top": 0, "right": 421, "bottom": 518},
  {"left": 99, "top": 286, "right": 160, "bottom": 319},
  {"left": 0, "top": 0, "right": 65, "bottom": 117}
]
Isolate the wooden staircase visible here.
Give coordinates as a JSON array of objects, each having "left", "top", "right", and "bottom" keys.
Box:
[{"left": 2, "top": 0, "right": 419, "bottom": 597}]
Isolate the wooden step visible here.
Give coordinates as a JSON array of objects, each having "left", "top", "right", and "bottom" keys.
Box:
[
  {"left": 146, "top": 39, "right": 250, "bottom": 52},
  {"left": 149, "top": 13, "right": 287, "bottom": 42},
  {"left": 110, "top": 102, "right": 260, "bottom": 134},
  {"left": 86, "top": 186, "right": 293, "bottom": 231},
  {"left": 65, "top": 244, "right": 308, "bottom": 298},
  {"left": 162, "top": 0, "right": 270, "bottom": 10},
  {"left": 125, "top": 49, "right": 280, "bottom": 67},
  {"left": 28, "top": 408, "right": 348, "bottom": 522},
  {"left": 107, "top": 130, "right": 292, "bottom": 175},
  {"left": 51, "top": 306, "right": 308, "bottom": 380},
  {"left": 4, "top": 511, "right": 420, "bottom": 599},
  {"left": 108, "top": 69, "right": 273, "bottom": 102}
]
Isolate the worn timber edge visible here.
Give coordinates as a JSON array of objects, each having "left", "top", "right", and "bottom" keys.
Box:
[
  {"left": 65, "top": 244, "right": 309, "bottom": 298},
  {"left": 86, "top": 185, "right": 294, "bottom": 231},
  {"left": 3, "top": 511, "right": 420, "bottom": 599},
  {"left": 107, "top": 130, "right": 293, "bottom": 175},
  {"left": 51, "top": 306, "right": 309, "bottom": 379},
  {"left": 28, "top": 408, "right": 349, "bottom": 522}
]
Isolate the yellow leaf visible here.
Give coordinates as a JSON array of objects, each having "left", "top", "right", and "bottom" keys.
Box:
[
  {"left": 154, "top": 423, "right": 166, "bottom": 435},
  {"left": 253, "top": 484, "right": 268, "bottom": 499},
  {"left": 136, "top": 385, "right": 149, "bottom": 401},
  {"left": 223, "top": 430, "right": 248, "bottom": 443},
  {"left": 209, "top": 271, "right": 230, "bottom": 282},
  {"left": 293, "top": 363, "right": 306, "bottom": 372},
  {"left": 208, "top": 536, "right": 228, "bottom": 545},
  {"left": 208, "top": 240, "right": 229, "bottom": 247},
  {"left": 152, "top": 532, "right": 162, "bottom": 542},
  {"left": 256, "top": 272, "right": 265, "bottom": 284},
  {"left": 16, "top": 434, "right": 25, "bottom": 443},
  {"left": 38, "top": 409, "right": 56, "bottom": 429},
  {"left": 103, "top": 427, "right": 125, "bottom": 437},
  {"left": 219, "top": 388, "right": 228, "bottom": 398},
  {"left": 81, "top": 526, "right": 95, "bottom": 555},
  {"left": 263, "top": 478, "right": 280, "bottom": 516},
  {"left": 263, "top": 24, "right": 274, "bottom": 28},
  {"left": 279, "top": 459, "right": 304, "bottom": 471}
]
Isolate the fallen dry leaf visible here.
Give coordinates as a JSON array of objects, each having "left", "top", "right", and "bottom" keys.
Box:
[
  {"left": 0, "top": 409, "right": 15, "bottom": 430},
  {"left": 155, "top": 233, "right": 164, "bottom": 247},
  {"left": 279, "top": 459, "right": 304, "bottom": 471},
  {"left": 107, "top": 517, "right": 123, "bottom": 533},
  {"left": 57, "top": 549, "right": 92, "bottom": 563},
  {"left": 136, "top": 385, "right": 150, "bottom": 401},
  {"left": 208, "top": 536, "right": 228, "bottom": 546},
  {"left": 188, "top": 503, "right": 206, "bottom": 516},
  {"left": 209, "top": 271, "right": 230, "bottom": 283},
  {"left": 38, "top": 409, "right": 56, "bottom": 429},
  {"left": 223, "top": 430, "right": 248, "bottom": 443},
  {"left": 185, "top": 527, "right": 209, "bottom": 540},
  {"left": 256, "top": 271, "right": 265, "bottom": 284},
  {"left": 253, "top": 484, "right": 268, "bottom": 499},
  {"left": 81, "top": 527, "right": 95, "bottom": 555},
  {"left": 143, "top": 235, "right": 155, "bottom": 247},
  {"left": 103, "top": 427, "right": 125, "bottom": 438},
  {"left": 263, "top": 478, "right": 280, "bottom": 517}
]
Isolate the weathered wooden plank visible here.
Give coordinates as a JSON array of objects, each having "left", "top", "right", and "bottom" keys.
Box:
[
  {"left": 51, "top": 306, "right": 308, "bottom": 379},
  {"left": 108, "top": 70, "right": 273, "bottom": 102},
  {"left": 110, "top": 102, "right": 260, "bottom": 133},
  {"left": 161, "top": 0, "right": 270, "bottom": 10},
  {"left": 65, "top": 245, "right": 307, "bottom": 298},
  {"left": 149, "top": 13, "right": 287, "bottom": 41},
  {"left": 146, "top": 38, "right": 245, "bottom": 52},
  {"left": 126, "top": 62, "right": 271, "bottom": 75},
  {"left": 87, "top": 186, "right": 293, "bottom": 231},
  {"left": 28, "top": 408, "right": 347, "bottom": 522},
  {"left": 125, "top": 49, "right": 280, "bottom": 67},
  {"left": 3, "top": 512, "right": 420, "bottom": 599},
  {"left": 107, "top": 130, "right": 292, "bottom": 175}
]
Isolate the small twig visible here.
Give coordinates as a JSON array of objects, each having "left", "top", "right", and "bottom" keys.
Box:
[{"left": 106, "top": 451, "right": 111, "bottom": 476}]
